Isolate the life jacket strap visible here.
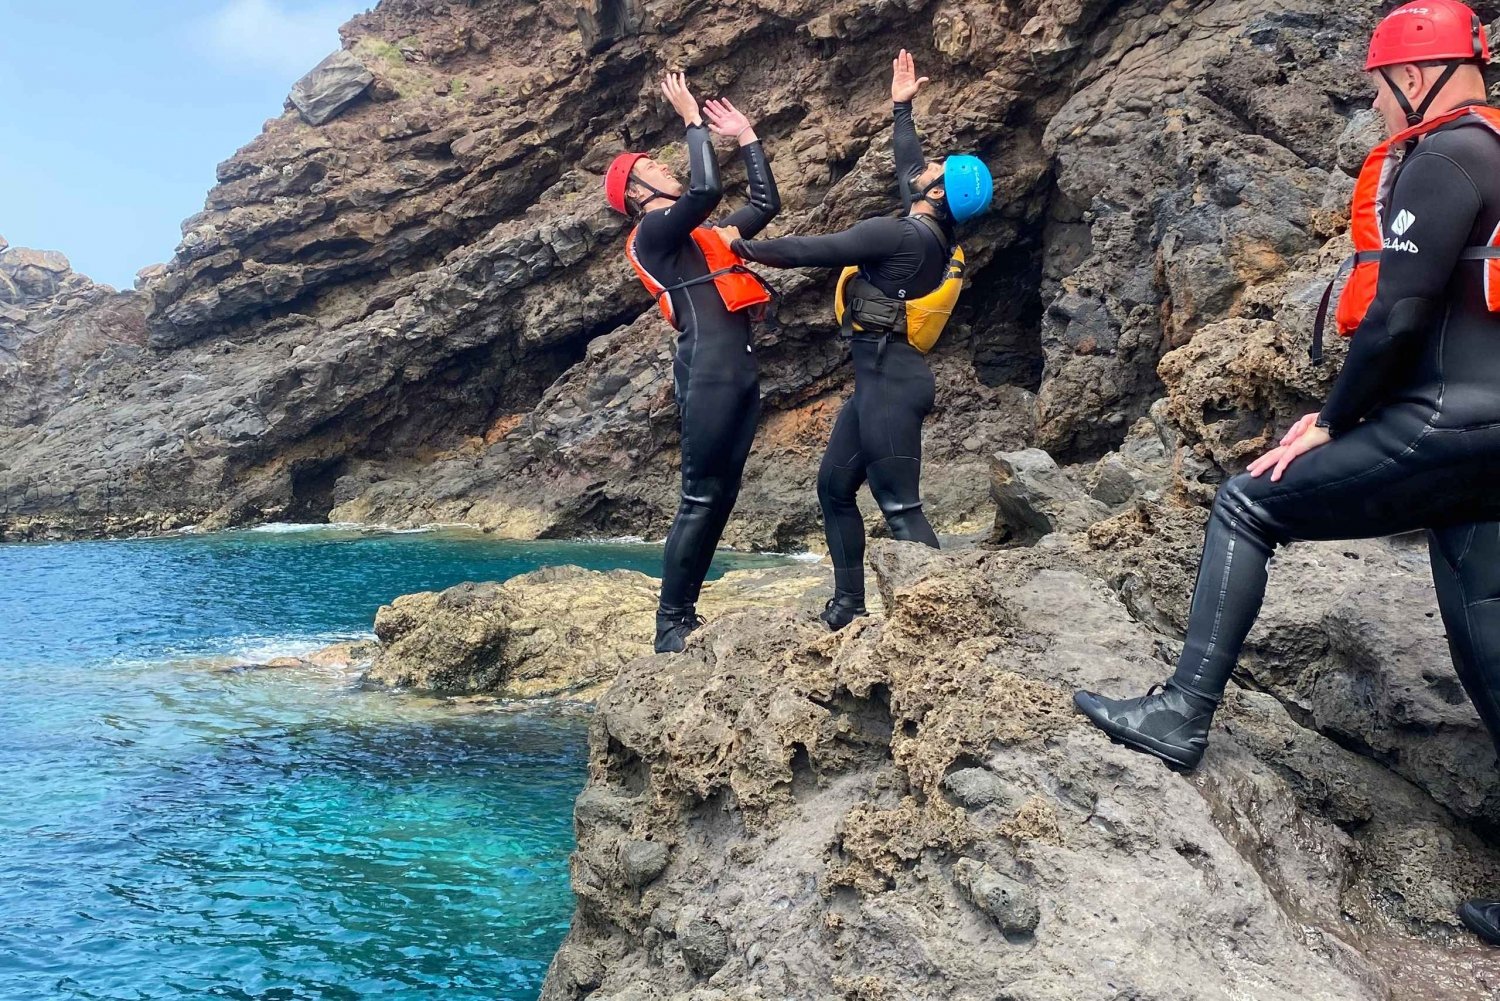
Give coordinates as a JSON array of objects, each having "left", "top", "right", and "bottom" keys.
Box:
[
  {"left": 654, "top": 265, "right": 776, "bottom": 320},
  {"left": 1311, "top": 251, "right": 1380, "bottom": 365},
  {"left": 1312, "top": 247, "right": 1500, "bottom": 364}
]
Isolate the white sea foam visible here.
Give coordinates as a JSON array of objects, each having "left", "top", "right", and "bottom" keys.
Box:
[{"left": 248, "top": 522, "right": 368, "bottom": 534}]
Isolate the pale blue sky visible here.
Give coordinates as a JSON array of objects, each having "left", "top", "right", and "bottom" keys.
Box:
[{"left": 0, "top": 0, "right": 372, "bottom": 289}]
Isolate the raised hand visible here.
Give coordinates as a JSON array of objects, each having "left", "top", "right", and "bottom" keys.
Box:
[
  {"left": 704, "top": 98, "right": 753, "bottom": 143},
  {"left": 891, "top": 49, "right": 930, "bottom": 103},
  {"left": 661, "top": 72, "right": 702, "bottom": 127}
]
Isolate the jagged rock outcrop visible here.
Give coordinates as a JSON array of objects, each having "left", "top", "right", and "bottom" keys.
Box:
[
  {"left": 0, "top": 246, "right": 148, "bottom": 432},
  {"left": 365, "top": 562, "right": 833, "bottom": 697},
  {"left": 540, "top": 537, "right": 1500, "bottom": 1001}
]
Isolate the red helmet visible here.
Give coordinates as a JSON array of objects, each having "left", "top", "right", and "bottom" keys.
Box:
[
  {"left": 605, "top": 152, "right": 648, "bottom": 215},
  {"left": 1366, "top": 1, "right": 1491, "bottom": 70}
]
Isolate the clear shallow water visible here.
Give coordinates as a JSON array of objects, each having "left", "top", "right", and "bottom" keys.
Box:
[{"left": 0, "top": 527, "right": 786, "bottom": 1000}]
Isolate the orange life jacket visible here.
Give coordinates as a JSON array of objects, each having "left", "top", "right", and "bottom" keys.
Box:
[
  {"left": 625, "top": 226, "right": 774, "bottom": 330},
  {"left": 1313, "top": 105, "right": 1500, "bottom": 363}
]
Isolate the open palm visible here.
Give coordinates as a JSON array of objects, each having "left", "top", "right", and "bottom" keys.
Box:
[
  {"left": 891, "top": 49, "right": 930, "bottom": 102},
  {"left": 704, "top": 99, "right": 750, "bottom": 138}
]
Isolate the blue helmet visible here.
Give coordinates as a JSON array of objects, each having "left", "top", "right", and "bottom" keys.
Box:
[{"left": 942, "top": 155, "right": 993, "bottom": 223}]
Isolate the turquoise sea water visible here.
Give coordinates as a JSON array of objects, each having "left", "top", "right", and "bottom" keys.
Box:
[{"left": 0, "top": 527, "right": 787, "bottom": 1001}]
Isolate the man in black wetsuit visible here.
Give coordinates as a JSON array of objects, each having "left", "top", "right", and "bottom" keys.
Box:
[
  {"left": 1072, "top": 1, "right": 1500, "bottom": 947},
  {"left": 605, "top": 74, "right": 781, "bottom": 654},
  {"left": 722, "top": 51, "right": 992, "bottom": 631}
]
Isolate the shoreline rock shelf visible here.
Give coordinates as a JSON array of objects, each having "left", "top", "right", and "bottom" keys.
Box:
[
  {"left": 363, "top": 563, "right": 837, "bottom": 699},
  {"left": 534, "top": 534, "right": 1500, "bottom": 1001}
]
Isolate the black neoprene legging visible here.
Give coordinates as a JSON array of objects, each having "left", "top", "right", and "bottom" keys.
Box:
[
  {"left": 818, "top": 339, "right": 940, "bottom": 601},
  {"left": 1172, "top": 403, "right": 1500, "bottom": 755},
  {"left": 659, "top": 349, "right": 761, "bottom": 611}
]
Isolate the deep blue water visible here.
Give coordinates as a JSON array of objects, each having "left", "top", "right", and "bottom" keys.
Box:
[{"left": 0, "top": 527, "right": 786, "bottom": 1001}]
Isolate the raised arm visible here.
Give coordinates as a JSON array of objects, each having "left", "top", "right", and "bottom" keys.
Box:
[
  {"left": 705, "top": 98, "right": 781, "bottom": 239},
  {"left": 891, "top": 50, "right": 929, "bottom": 183},
  {"left": 1318, "top": 146, "right": 1481, "bottom": 434},
  {"left": 732, "top": 217, "right": 908, "bottom": 270},
  {"left": 637, "top": 74, "right": 723, "bottom": 250}
]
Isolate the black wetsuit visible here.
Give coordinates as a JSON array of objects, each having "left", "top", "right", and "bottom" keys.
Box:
[
  {"left": 632, "top": 126, "right": 780, "bottom": 613},
  {"left": 733, "top": 102, "right": 949, "bottom": 602},
  {"left": 1172, "top": 106, "right": 1500, "bottom": 750}
]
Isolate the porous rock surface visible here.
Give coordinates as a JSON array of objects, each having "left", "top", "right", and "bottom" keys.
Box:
[{"left": 542, "top": 537, "right": 1500, "bottom": 1001}]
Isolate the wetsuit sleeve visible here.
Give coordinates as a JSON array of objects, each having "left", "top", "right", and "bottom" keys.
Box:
[
  {"left": 893, "top": 101, "right": 926, "bottom": 183},
  {"left": 719, "top": 140, "right": 781, "bottom": 240},
  {"left": 732, "top": 217, "right": 907, "bottom": 270},
  {"left": 635, "top": 125, "right": 722, "bottom": 252},
  {"left": 1319, "top": 150, "right": 1483, "bottom": 435}
]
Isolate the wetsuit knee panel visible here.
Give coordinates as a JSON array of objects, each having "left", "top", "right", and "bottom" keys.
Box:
[
  {"left": 817, "top": 462, "right": 863, "bottom": 508},
  {"left": 1214, "top": 475, "right": 1285, "bottom": 549},
  {"left": 681, "top": 477, "right": 732, "bottom": 508}
]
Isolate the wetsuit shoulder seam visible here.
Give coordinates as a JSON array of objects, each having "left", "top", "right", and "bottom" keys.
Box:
[{"left": 1407, "top": 150, "right": 1483, "bottom": 204}]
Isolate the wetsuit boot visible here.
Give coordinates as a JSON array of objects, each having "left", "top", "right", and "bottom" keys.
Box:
[
  {"left": 1459, "top": 901, "right": 1500, "bottom": 946},
  {"left": 654, "top": 606, "right": 704, "bottom": 655},
  {"left": 819, "top": 565, "right": 869, "bottom": 632},
  {"left": 820, "top": 594, "right": 869, "bottom": 631},
  {"left": 1072, "top": 683, "right": 1217, "bottom": 771}
]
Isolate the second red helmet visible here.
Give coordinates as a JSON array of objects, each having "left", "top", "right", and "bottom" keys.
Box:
[
  {"left": 1366, "top": 1, "right": 1491, "bottom": 70},
  {"left": 605, "top": 152, "right": 649, "bottom": 215}
]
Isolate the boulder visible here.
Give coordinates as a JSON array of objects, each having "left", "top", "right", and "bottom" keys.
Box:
[
  {"left": 288, "top": 50, "right": 374, "bottom": 126},
  {"left": 989, "top": 448, "right": 1107, "bottom": 546}
]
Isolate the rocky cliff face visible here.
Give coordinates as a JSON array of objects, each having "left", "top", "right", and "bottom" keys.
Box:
[{"left": 7, "top": 0, "right": 1460, "bottom": 544}]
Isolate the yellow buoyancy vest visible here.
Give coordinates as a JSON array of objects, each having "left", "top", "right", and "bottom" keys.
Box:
[{"left": 834, "top": 230, "right": 965, "bottom": 355}]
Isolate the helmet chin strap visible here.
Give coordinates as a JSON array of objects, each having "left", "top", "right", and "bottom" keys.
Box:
[
  {"left": 904, "top": 171, "right": 947, "bottom": 216},
  {"left": 631, "top": 178, "right": 681, "bottom": 213},
  {"left": 1381, "top": 62, "right": 1464, "bottom": 128}
]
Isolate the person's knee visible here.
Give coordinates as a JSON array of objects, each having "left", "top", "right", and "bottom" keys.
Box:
[
  {"left": 1213, "top": 474, "right": 1282, "bottom": 548},
  {"left": 817, "top": 464, "right": 860, "bottom": 512},
  {"left": 682, "top": 477, "right": 729, "bottom": 510},
  {"left": 867, "top": 459, "right": 922, "bottom": 514}
]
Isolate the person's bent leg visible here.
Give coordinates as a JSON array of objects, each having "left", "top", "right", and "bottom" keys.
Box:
[
  {"left": 1077, "top": 408, "right": 1465, "bottom": 769},
  {"left": 1073, "top": 473, "right": 1281, "bottom": 770},
  {"left": 1429, "top": 523, "right": 1500, "bottom": 757},
  {"left": 1439, "top": 531, "right": 1500, "bottom": 946},
  {"left": 658, "top": 371, "right": 754, "bottom": 653},
  {"left": 866, "top": 456, "right": 940, "bottom": 548},
  {"left": 858, "top": 342, "right": 939, "bottom": 549}
]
